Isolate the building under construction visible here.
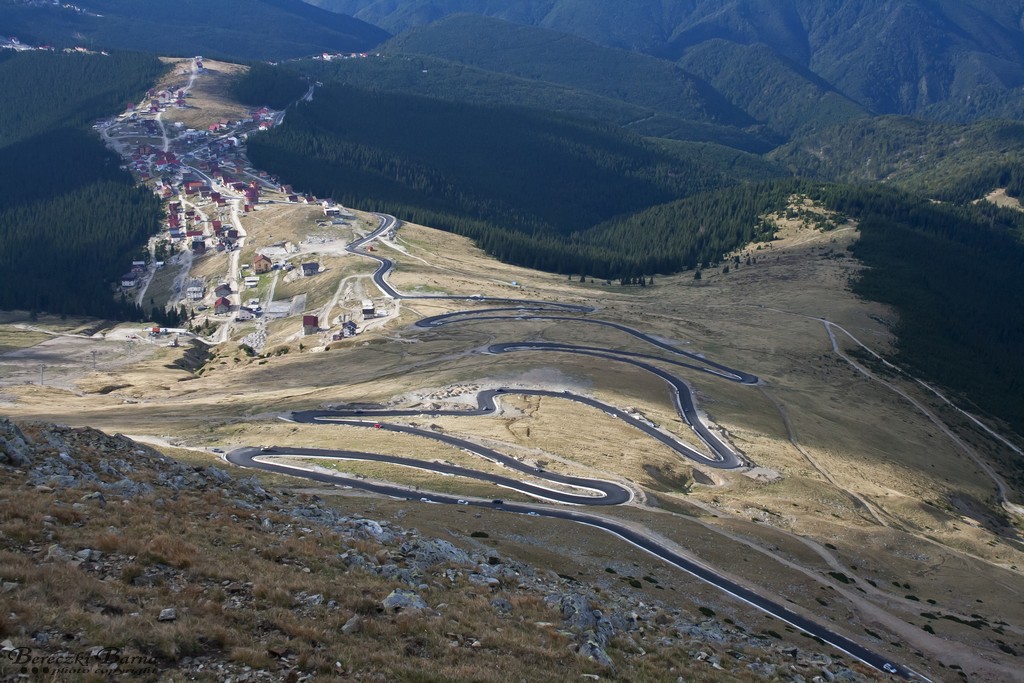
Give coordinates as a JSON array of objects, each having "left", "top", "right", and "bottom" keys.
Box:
[{"left": 361, "top": 300, "right": 375, "bottom": 319}]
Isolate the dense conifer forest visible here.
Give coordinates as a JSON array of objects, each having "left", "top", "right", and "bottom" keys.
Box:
[
  {"left": 771, "top": 117, "right": 1024, "bottom": 202},
  {"left": 230, "top": 63, "right": 308, "bottom": 110},
  {"left": 811, "top": 185, "right": 1024, "bottom": 433},
  {"left": 245, "top": 82, "right": 787, "bottom": 277},
  {"left": 0, "top": 0, "right": 388, "bottom": 62},
  {"left": 0, "top": 51, "right": 167, "bottom": 321},
  {"left": 1, "top": 9, "right": 1021, "bottom": 434}
]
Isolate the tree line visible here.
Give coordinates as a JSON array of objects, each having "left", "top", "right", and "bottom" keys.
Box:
[
  {"left": 0, "top": 51, "right": 168, "bottom": 321},
  {"left": 231, "top": 62, "right": 308, "bottom": 110},
  {"left": 245, "top": 82, "right": 787, "bottom": 278},
  {"left": 810, "top": 183, "right": 1024, "bottom": 433}
]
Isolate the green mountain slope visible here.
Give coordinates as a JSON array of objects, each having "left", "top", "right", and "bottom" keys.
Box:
[
  {"left": 678, "top": 40, "right": 870, "bottom": 137},
  {"left": 382, "top": 14, "right": 754, "bottom": 129},
  {"left": 244, "top": 81, "right": 786, "bottom": 277},
  {"left": 307, "top": 0, "right": 1024, "bottom": 123},
  {"left": 0, "top": 51, "right": 166, "bottom": 319},
  {"left": 0, "top": 0, "right": 389, "bottom": 61},
  {"left": 0, "top": 49, "right": 162, "bottom": 147},
  {"left": 813, "top": 185, "right": 1024, "bottom": 434},
  {"left": 296, "top": 53, "right": 775, "bottom": 152},
  {"left": 772, "top": 117, "right": 1024, "bottom": 202},
  {"left": 304, "top": 0, "right": 561, "bottom": 35}
]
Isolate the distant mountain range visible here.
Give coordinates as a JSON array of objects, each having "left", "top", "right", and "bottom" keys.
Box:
[
  {"left": 307, "top": 0, "right": 1024, "bottom": 123},
  {"left": 0, "top": 0, "right": 389, "bottom": 61}
]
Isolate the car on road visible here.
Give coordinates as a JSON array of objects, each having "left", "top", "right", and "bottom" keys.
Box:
[
  {"left": 373, "top": 423, "right": 382, "bottom": 429},
  {"left": 492, "top": 499, "right": 503, "bottom": 505},
  {"left": 259, "top": 446, "right": 273, "bottom": 452},
  {"left": 210, "top": 448, "right": 224, "bottom": 453},
  {"left": 456, "top": 500, "right": 468, "bottom": 505},
  {"left": 526, "top": 511, "right": 539, "bottom": 516},
  {"left": 419, "top": 497, "right": 431, "bottom": 503}
]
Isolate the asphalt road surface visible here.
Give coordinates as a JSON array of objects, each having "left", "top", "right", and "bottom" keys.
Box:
[
  {"left": 227, "top": 443, "right": 920, "bottom": 680},
  {"left": 225, "top": 213, "right": 924, "bottom": 680}
]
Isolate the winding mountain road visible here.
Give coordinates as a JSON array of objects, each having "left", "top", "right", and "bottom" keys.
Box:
[{"left": 225, "top": 213, "right": 924, "bottom": 680}]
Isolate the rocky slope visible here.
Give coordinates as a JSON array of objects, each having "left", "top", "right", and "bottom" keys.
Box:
[{"left": 0, "top": 417, "right": 875, "bottom": 681}]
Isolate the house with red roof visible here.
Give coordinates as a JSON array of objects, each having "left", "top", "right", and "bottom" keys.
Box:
[{"left": 214, "top": 297, "right": 232, "bottom": 315}]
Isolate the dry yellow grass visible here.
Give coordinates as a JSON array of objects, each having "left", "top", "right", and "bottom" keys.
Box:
[
  {"left": 2, "top": 176, "right": 1023, "bottom": 681},
  {"left": 0, "top": 328, "right": 49, "bottom": 355},
  {"left": 157, "top": 59, "right": 251, "bottom": 131},
  {"left": 1, "top": 423, "right": 794, "bottom": 683}
]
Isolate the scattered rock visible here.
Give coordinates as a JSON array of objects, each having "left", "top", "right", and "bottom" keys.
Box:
[
  {"left": 341, "top": 615, "right": 362, "bottom": 635},
  {"left": 0, "top": 419, "right": 874, "bottom": 681},
  {"left": 468, "top": 573, "right": 500, "bottom": 588},
  {"left": 80, "top": 491, "right": 106, "bottom": 507},
  {"left": 577, "top": 632, "right": 613, "bottom": 667},
  {"left": 354, "top": 518, "right": 393, "bottom": 542},
  {"left": 0, "top": 418, "right": 31, "bottom": 467},
  {"left": 400, "top": 538, "right": 472, "bottom": 569},
  {"left": 381, "top": 589, "right": 429, "bottom": 613},
  {"left": 490, "top": 598, "right": 513, "bottom": 613},
  {"left": 296, "top": 592, "right": 324, "bottom": 607},
  {"left": 546, "top": 592, "right": 597, "bottom": 631},
  {"left": 206, "top": 466, "right": 231, "bottom": 484},
  {"left": 44, "top": 544, "right": 69, "bottom": 562}
]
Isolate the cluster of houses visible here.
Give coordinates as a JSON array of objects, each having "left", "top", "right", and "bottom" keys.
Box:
[
  {"left": 143, "top": 86, "right": 188, "bottom": 112},
  {"left": 314, "top": 52, "right": 373, "bottom": 62},
  {"left": 163, "top": 199, "right": 239, "bottom": 256},
  {"left": 182, "top": 277, "right": 264, "bottom": 321},
  {"left": 301, "top": 316, "right": 357, "bottom": 339},
  {"left": 104, "top": 92, "right": 378, "bottom": 344},
  {"left": 250, "top": 253, "right": 318, "bottom": 278},
  {"left": 120, "top": 260, "right": 150, "bottom": 289}
]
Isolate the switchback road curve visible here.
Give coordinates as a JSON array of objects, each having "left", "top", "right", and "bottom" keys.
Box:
[
  {"left": 227, "top": 444, "right": 920, "bottom": 680},
  {"left": 225, "top": 213, "right": 923, "bottom": 680}
]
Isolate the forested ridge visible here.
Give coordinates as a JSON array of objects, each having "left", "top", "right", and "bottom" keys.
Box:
[
  {"left": 811, "top": 185, "right": 1024, "bottom": 433},
  {"left": 245, "top": 82, "right": 786, "bottom": 277},
  {"left": 231, "top": 62, "right": 308, "bottom": 110},
  {"left": 293, "top": 54, "right": 775, "bottom": 152},
  {"left": 0, "top": 51, "right": 166, "bottom": 320},
  {"left": 0, "top": 0, "right": 388, "bottom": 62},
  {"left": 242, "top": 57, "right": 1024, "bottom": 431},
  {"left": 772, "top": 117, "right": 1024, "bottom": 202},
  {"left": 0, "top": 50, "right": 165, "bottom": 146},
  {"left": 308, "top": 1, "right": 1024, "bottom": 123},
  {"left": 381, "top": 15, "right": 755, "bottom": 130}
]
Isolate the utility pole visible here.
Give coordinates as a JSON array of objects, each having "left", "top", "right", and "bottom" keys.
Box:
[{"left": 38, "top": 363, "right": 44, "bottom": 386}]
